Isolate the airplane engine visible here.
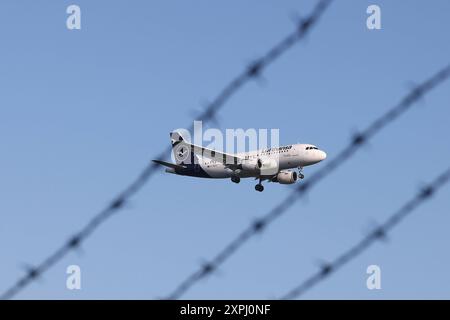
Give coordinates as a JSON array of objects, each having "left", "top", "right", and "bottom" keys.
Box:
[{"left": 273, "top": 170, "right": 298, "bottom": 184}]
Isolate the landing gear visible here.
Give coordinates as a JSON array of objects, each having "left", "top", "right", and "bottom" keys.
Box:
[
  {"left": 255, "top": 178, "right": 264, "bottom": 192},
  {"left": 298, "top": 167, "right": 305, "bottom": 180},
  {"left": 231, "top": 176, "right": 240, "bottom": 184},
  {"left": 255, "top": 184, "right": 264, "bottom": 192}
]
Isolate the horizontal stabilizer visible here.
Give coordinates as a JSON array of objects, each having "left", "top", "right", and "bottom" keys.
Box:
[{"left": 152, "top": 160, "right": 185, "bottom": 170}]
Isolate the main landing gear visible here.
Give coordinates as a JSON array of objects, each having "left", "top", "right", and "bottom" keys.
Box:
[
  {"left": 255, "top": 178, "right": 264, "bottom": 192},
  {"left": 231, "top": 176, "right": 240, "bottom": 184},
  {"left": 255, "top": 184, "right": 264, "bottom": 192}
]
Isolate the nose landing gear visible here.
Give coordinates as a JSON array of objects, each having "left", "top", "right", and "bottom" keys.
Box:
[
  {"left": 298, "top": 167, "right": 305, "bottom": 180},
  {"left": 231, "top": 176, "right": 240, "bottom": 184}
]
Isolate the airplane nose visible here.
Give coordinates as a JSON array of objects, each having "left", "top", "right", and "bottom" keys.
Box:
[{"left": 319, "top": 150, "right": 327, "bottom": 161}]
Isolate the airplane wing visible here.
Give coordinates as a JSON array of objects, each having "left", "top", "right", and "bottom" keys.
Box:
[{"left": 189, "top": 144, "right": 243, "bottom": 169}]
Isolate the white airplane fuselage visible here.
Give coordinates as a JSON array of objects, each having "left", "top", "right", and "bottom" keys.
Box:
[{"left": 193, "top": 144, "right": 327, "bottom": 178}]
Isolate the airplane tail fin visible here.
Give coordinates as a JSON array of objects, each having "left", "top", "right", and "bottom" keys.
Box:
[{"left": 170, "top": 131, "right": 196, "bottom": 165}]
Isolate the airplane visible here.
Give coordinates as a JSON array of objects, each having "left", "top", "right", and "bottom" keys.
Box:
[{"left": 153, "top": 132, "right": 327, "bottom": 192}]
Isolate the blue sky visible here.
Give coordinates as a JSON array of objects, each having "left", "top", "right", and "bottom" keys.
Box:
[{"left": 1, "top": 0, "right": 449, "bottom": 299}]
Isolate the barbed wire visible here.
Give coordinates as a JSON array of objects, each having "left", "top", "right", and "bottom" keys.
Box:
[
  {"left": 0, "top": 0, "right": 334, "bottom": 300},
  {"left": 282, "top": 166, "right": 450, "bottom": 299},
  {"left": 166, "top": 64, "right": 450, "bottom": 299}
]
